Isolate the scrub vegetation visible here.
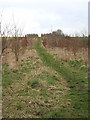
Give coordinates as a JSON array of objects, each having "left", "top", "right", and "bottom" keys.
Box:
[{"left": 2, "top": 36, "right": 88, "bottom": 118}]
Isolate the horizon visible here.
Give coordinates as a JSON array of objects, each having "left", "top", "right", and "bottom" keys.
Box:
[{"left": 0, "top": 0, "right": 88, "bottom": 36}]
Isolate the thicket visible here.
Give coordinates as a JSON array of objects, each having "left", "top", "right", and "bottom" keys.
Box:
[
  {"left": 41, "top": 32, "right": 88, "bottom": 59},
  {"left": 2, "top": 34, "right": 38, "bottom": 61}
]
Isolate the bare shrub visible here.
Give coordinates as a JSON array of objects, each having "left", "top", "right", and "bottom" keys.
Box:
[
  {"left": 27, "top": 34, "right": 38, "bottom": 49},
  {"left": 41, "top": 31, "right": 88, "bottom": 62}
]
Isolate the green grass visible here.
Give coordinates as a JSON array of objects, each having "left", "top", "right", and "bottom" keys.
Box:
[
  {"left": 16, "top": 103, "right": 22, "bottom": 110},
  {"left": 35, "top": 37, "right": 88, "bottom": 118},
  {"left": 2, "top": 55, "right": 70, "bottom": 118},
  {"left": 2, "top": 37, "right": 88, "bottom": 118},
  {"left": 2, "top": 64, "right": 25, "bottom": 88},
  {"left": 27, "top": 79, "right": 40, "bottom": 88}
]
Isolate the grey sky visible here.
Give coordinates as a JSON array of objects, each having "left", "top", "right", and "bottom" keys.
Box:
[
  {"left": 0, "top": 0, "right": 88, "bottom": 36},
  {"left": 88, "top": 1, "right": 90, "bottom": 35}
]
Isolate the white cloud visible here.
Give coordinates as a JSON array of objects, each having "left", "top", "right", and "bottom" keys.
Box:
[{"left": 0, "top": 0, "right": 88, "bottom": 35}]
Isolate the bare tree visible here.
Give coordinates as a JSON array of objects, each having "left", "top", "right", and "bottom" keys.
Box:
[
  {"left": 0, "top": 10, "right": 3, "bottom": 37},
  {"left": 11, "top": 18, "right": 26, "bottom": 61},
  {"left": 1, "top": 13, "right": 27, "bottom": 61}
]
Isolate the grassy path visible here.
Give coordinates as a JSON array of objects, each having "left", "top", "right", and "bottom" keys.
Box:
[
  {"left": 35, "top": 37, "right": 88, "bottom": 118},
  {"left": 3, "top": 50, "right": 72, "bottom": 118},
  {"left": 2, "top": 37, "right": 88, "bottom": 118}
]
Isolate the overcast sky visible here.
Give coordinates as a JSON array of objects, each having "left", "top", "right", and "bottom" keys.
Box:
[
  {"left": 0, "top": 0, "right": 89, "bottom": 36},
  {"left": 88, "top": 1, "right": 90, "bottom": 35}
]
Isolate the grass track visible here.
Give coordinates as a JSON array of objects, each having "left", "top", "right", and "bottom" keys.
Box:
[
  {"left": 2, "top": 37, "right": 88, "bottom": 118},
  {"left": 35, "top": 37, "right": 88, "bottom": 118}
]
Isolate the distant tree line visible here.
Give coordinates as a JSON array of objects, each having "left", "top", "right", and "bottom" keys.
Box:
[{"left": 41, "top": 29, "right": 88, "bottom": 59}]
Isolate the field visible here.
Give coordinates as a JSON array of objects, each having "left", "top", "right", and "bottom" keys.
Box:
[{"left": 2, "top": 37, "right": 88, "bottom": 118}]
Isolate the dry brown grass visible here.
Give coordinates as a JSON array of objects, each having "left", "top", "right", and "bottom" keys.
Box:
[
  {"left": 2, "top": 48, "right": 39, "bottom": 70},
  {"left": 2, "top": 51, "right": 71, "bottom": 118},
  {"left": 47, "top": 47, "right": 88, "bottom": 63}
]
